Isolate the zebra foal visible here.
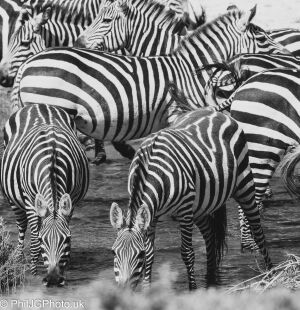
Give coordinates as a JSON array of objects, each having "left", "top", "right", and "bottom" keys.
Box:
[
  {"left": 0, "top": 104, "right": 89, "bottom": 286},
  {"left": 110, "top": 109, "right": 272, "bottom": 290}
]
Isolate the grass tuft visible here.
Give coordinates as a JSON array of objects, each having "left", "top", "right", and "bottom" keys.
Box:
[{"left": 0, "top": 217, "right": 29, "bottom": 294}]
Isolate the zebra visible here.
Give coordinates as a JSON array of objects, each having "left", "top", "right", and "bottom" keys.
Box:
[
  {"left": 227, "top": 5, "right": 300, "bottom": 56},
  {"left": 75, "top": 0, "right": 187, "bottom": 53},
  {"left": 75, "top": 0, "right": 204, "bottom": 50},
  {"left": 0, "top": 0, "right": 190, "bottom": 164},
  {"left": 0, "top": 104, "right": 89, "bottom": 286},
  {"left": 110, "top": 108, "right": 272, "bottom": 290},
  {"left": 12, "top": 7, "right": 290, "bottom": 149},
  {"left": 213, "top": 68, "right": 300, "bottom": 251}
]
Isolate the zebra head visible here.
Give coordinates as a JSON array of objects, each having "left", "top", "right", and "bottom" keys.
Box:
[
  {"left": 35, "top": 193, "right": 72, "bottom": 287},
  {"left": 75, "top": 0, "right": 128, "bottom": 51},
  {"left": 0, "top": 5, "right": 50, "bottom": 87},
  {"left": 110, "top": 202, "right": 151, "bottom": 290},
  {"left": 231, "top": 6, "right": 291, "bottom": 55}
]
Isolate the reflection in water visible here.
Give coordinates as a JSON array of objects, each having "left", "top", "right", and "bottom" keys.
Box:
[{"left": 0, "top": 145, "right": 300, "bottom": 297}]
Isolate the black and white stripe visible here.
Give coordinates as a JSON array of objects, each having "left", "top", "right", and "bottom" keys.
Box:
[
  {"left": 0, "top": 104, "right": 89, "bottom": 286},
  {"left": 110, "top": 109, "right": 272, "bottom": 290},
  {"left": 75, "top": 0, "right": 187, "bottom": 54},
  {"left": 14, "top": 8, "right": 288, "bottom": 145},
  {"left": 0, "top": 0, "right": 105, "bottom": 87},
  {"left": 268, "top": 28, "right": 300, "bottom": 57},
  {"left": 218, "top": 68, "right": 300, "bottom": 250}
]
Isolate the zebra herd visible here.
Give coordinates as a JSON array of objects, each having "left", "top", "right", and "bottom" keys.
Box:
[{"left": 0, "top": 0, "right": 299, "bottom": 290}]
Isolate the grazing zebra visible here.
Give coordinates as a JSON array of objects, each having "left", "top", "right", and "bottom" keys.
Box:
[
  {"left": 13, "top": 7, "right": 289, "bottom": 148},
  {"left": 110, "top": 109, "right": 272, "bottom": 290},
  {"left": 0, "top": 104, "right": 89, "bottom": 286},
  {"left": 214, "top": 68, "right": 300, "bottom": 251}
]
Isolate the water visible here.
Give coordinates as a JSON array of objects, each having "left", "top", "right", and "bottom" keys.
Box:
[{"left": 1, "top": 142, "right": 300, "bottom": 298}]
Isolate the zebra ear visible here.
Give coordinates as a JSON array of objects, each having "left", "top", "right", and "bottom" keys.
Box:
[
  {"left": 58, "top": 193, "right": 72, "bottom": 217},
  {"left": 135, "top": 205, "right": 151, "bottom": 231},
  {"left": 33, "top": 7, "right": 51, "bottom": 32},
  {"left": 237, "top": 5, "right": 257, "bottom": 32},
  {"left": 110, "top": 202, "right": 124, "bottom": 229},
  {"left": 35, "top": 194, "right": 48, "bottom": 218},
  {"left": 116, "top": 0, "right": 129, "bottom": 16}
]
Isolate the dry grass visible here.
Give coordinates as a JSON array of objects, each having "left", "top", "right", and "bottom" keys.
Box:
[
  {"left": 228, "top": 254, "right": 300, "bottom": 293},
  {"left": 0, "top": 217, "right": 28, "bottom": 294}
]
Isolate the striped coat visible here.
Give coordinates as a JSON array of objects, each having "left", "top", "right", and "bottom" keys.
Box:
[
  {"left": 110, "top": 109, "right": 272, "bottom": 290},
  {"left": 13, "top": 8, "right": 288, "bottom": 143},
  {"left": 0, "top": 104, "right": 89, "bottom": 286}
]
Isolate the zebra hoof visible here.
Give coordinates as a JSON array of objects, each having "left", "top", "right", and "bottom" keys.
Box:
[{"left": 91, "top": 153, "right": 107, "bottom": 165}]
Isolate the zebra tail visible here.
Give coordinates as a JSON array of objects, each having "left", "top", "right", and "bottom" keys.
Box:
[
  {"left": 277, "top": 144, "right": 300, "bottom": 198},
  {"left": 209, "top": 204, "right": 228, "bottom": 265}
]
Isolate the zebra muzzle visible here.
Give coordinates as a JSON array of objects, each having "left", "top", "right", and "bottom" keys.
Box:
[{"left": 43, "top": 266, "right": 65, "bottom": 287}]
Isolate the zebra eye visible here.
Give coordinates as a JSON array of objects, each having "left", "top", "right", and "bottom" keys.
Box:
[
  {"left": 102, "top": 18, "right": 112, "bottom": 23},
  {"left": 137, "top": 251, "right": 145, "bottom": 260},
  {"left": 21, "top": 40, "right": 31, "bottom": 46},
  {"left": 111, "top": 250, "right": 116, "bottom": 256}
]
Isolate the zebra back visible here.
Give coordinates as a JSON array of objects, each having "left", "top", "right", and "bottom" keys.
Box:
[{"left": 13, "top": 7, "right": 291, "bottom": 142}]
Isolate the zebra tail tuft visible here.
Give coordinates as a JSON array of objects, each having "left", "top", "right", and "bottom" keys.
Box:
[
  {"left": 209, "top": 204, "right": 228, "bottom": 265},
  {"left": 277, "top": 144, "right": 300, "bottom": 198}
]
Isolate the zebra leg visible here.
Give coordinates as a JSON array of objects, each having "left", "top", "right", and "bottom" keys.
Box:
[
  {"left": 142, "top": 221, "right": 157, "bottom": 288},
  {"left": 179, "top": 216, "right": 197, "bottom": 290},
  {"left": 234, "top": 184, "right": 272, "bottom": 269},
  {"left": 195, "top": 216, "right": 218, "bottom": 286},
  {"left": 27, "top": 214, "right": 41, "bottom": 275},
  {"left": 112, "top": 142, "right": 136, "bottom": 160},
  {"left": 12, "top": 207, "right": 28, "bottom": 260},
  {"left": 238, "top": 205, "right": 259, "bottom": 252},
  {"left": 92, "top": 139, "right": 107, "bottom": 165}
]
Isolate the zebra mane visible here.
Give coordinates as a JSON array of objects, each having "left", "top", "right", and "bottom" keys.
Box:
[
  {"left": 130, "top": 0, "right": 186, "bottom": 33},
  {"left": 49, "top": 131, "right": 58, "bottom": 214},
  {"left": 128, "top": 154, "right": 148, "bottom": 228},
  {"left": 174, "top": 9, "right": 243, "bottom": 53}
]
